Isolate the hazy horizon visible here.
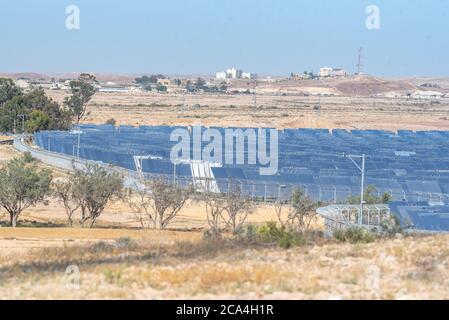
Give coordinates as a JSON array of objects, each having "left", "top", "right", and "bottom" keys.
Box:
[{"left": 1, "top": 0, "right": 448, "bottom": 77}]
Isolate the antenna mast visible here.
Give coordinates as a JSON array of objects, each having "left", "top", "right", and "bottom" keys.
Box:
[{"left": 356, "top": 47, "right": 364, "bottom": 75}]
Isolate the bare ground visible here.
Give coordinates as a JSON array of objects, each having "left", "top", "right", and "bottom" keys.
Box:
[{"left": 46, "top": 90, "right": 449, "bottom": 131}]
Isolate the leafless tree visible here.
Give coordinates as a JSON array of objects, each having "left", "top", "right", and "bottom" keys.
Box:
[
  {"left": 124, "top": 184, "right": 157, "bottom": 229},
  {"left": 199, "top": 190, "right": 227, "bottom": 235},
  {"left": 276, "top": 188, "right": 318, "bottom": 232},
  {"left": 223, "top": 188, "right": 255, "bottom": 233},
  {"left": 130, "top": 178, "right": 192, "bottom": 229},
  {"left": 53, "top": 179, "right": 80, "bottom": 227},
  {"left": 274, "top": 200, "right": 293, "bottom": 229}
]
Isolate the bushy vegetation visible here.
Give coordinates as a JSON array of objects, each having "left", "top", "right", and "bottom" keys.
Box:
[
  {"left": 53, "top": 164, "right": 123, "bottom": 228},
  {"left": 0, "top": 74, "right": 97, "bottom": 134},
  {"left": 0, "top": 81, "right": 72, "bottom": 133},
  {"left": 333, "top": 227, "right": 376, "bottom": 244},
  {"left": 105, "top": 118, "right": 116, "bottom": 125},
  {"left": 275, "top": 188, "right": 320, "bottom": 232},
  {"left": 0, "top": 155, "right": 53, "bottom": 227},
  {"left": 347, "top": 185, "right": 391, "bottom": 205},
  {"left": 247, "top": 222, "right": 306, "bottom": 249}
]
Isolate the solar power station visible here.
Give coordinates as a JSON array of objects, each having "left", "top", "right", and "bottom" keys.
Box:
[{"left": 34, "top": 125, "right": 449, "bottom": 232}]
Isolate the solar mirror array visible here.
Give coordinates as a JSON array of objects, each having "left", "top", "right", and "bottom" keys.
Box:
[{"left": 34, "top": 125, "right": 449, "bottom": 232}]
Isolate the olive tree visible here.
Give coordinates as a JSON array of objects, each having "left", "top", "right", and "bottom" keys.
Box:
[
  {"left": 53, "top": 178, "right": 80, "bottom": 227},
  {"left": 64, "top": 73, "right": 97, "bottom": 124},
  {"left": 72, "top": 164, "right": 123, "bottom": 228},
  {"left": 0, "top": 78, "right": 21, "bottom": 107},
  {"left": 0, "top": 158, "right": 52, "bottom": 227}
]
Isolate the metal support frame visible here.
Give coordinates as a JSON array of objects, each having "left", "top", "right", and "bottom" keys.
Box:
[
  {"left": 343, "top": 153, "right": 366, "bottom": 225},
  {"left": 133, "top": 155, "right": 163, "bottom": 178}
]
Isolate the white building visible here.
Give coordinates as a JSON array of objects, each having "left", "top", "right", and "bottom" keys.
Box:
[
  {"left": 98, "top": 85, "right": 130, "bottom": 93},
  {"left": 216, "top": 67, "right": 255, "bottom": 80},
  {"left": 319, "top": 67, "right": 347, "bottom": 78},
  {"left": 242, "top": 72, "right": 257, "bottom": 80},
  {"left": 226, "top": 68, "right": 242, "bottom": 79},
  {"left": 330, "top": 68, "right": 347, "bottom": 77},
  {"left": 411, "top": 90, "right": 444, "bottom": 100},
  {"left": 319, "top": 67, "right": 333, "bottom": 77},
  {"left": 216, "top": 72, "right": 227, "bottom": 80}
]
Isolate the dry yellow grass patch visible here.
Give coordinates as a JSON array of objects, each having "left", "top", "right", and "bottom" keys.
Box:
[
  {"left": 0, "top": 227, "right": 202, "bottom": 242},
  {"left": 1, "top": 233, "right": 448, "bottom": 299}
]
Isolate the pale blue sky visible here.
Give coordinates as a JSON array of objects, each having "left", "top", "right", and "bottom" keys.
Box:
[{"left": 0, "top": 0, "right": 448, "bottom": 77}]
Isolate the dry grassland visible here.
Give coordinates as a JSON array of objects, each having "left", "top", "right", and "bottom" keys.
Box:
[
  {"left": 0, "top": 232, "right": 448, "bottom": 299},
  {"left": 46, "top": 90, "right": 449, "bottom": 131}
]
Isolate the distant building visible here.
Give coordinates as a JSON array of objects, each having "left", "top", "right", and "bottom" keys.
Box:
[
  {"left": 98, "top": 85, "right": 130, "bottom": 93},
  {"left": 290, "top": 72, "right": 312, "bottom": 80},
  {"left": 216, "top": 67, "right": 250, "bottom": 80},
  {"left": 49, "top": 83, "right": 69, "bottom": 90},
  {"left": 242, "top": 72, "right": 257, "bottom": 80},
  {"left": 226, "top": 68, "right": 242, "bottom": 79},
  {"left": 411, "top": 90, "right": 444, "bottom": 100},
  {"left": 319, "top": 67, "right": 333, "bottom": 78},
  {"left": 319, "top": 67, "right": 347, "bottom": 78},
  {"left": 330, "top": 68, "right": 347, "bottom": 77},
  {"left": 216, "top": 72, "right": 227, "bottom": 80}
]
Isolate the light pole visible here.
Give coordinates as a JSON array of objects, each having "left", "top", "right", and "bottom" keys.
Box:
[
  {"left": 343, "top": 153, "right": 366, "bottom": 225},
  {"left": 18, "top": 114, "right": 26, "bottom": 135}
]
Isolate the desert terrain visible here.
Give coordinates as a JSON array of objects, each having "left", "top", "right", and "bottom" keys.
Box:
[
  {"left": 42, "top": 76, "right": 449, "bottom": 132},
  {"left": 1, "top": 228, "right": 448, "bottom": 299},
  {"left": 1, "top": 75, "right": 449, "bottom": 300}
]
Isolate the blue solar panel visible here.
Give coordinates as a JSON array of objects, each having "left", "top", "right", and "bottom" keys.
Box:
[{"left": 33, "top": 125, "right": 449, "bottom": 213}]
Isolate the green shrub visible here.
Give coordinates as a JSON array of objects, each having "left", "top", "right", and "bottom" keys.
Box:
[
  {"left": 255, "top": 221, "right": 283, "bottom": 242},
  {"left": 379, "top": 215, "right": 403, "bottom": 237},
  {"left": 278, "top": 232, "right": 306, "bottom": 249},
  {"left": 105, "top": 118, "right": 116, "bottom": 125},
  {"left": 22, "top": 151, "right": 35, "bottom": 163},
  {"left": 249, "top": 222, "right": 306, "bottom": 249},
  {"left": 333, "top": 227, "right": 376, "bottom": 244}
]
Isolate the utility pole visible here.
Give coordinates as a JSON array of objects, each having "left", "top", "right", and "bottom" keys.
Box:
[
  {"left": 173, "top": 163, "right": 177, "bottom": 185},
  {"left": 343, "top": 153, "right": 366, "bottom": 225},
  {"left": 253, "top": 80, "right": 257, "bottom": 108},
  {"left": 356, "top": 47, "right": 364, "bottom": 75},
  {"left": 18, "top": 114, "right": 26, "bottom": 136}
]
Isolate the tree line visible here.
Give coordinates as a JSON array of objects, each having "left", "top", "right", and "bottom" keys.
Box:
[
  {"left": 0, "top": 73, "right": 96, "bottom": 133},
  {"left": 0, "top": 152, "right": 392, "bottom": 231},
  {"left": 0, "top": 153, "right": 321, "bottom": 232}
]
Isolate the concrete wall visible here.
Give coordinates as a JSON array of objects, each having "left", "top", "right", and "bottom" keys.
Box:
[{"left": 13, "top": 138, "right": 144, "bottom": 189}]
